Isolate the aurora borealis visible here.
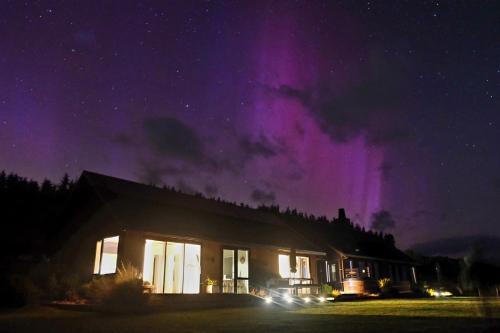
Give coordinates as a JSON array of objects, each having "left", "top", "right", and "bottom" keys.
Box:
[{"left": 1, "top": 1, "right": 499, "bottom": 248}]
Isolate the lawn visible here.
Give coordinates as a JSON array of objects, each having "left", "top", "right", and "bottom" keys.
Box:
[{"left": 1, "top": 298, "right": 499, "bottom": 333}]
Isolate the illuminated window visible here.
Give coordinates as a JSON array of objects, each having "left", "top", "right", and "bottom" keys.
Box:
[
  {"left": 278, "top": 254, "right": 310, "bottom": 280},
  {"left": 183, "top": 243, "right": 201, "bottom": 294},
  {"left": 223, "top": 248, "right": 249, "bottom": 294},
  {"left": 93, "top": 236, "right": 119, "bottom": 275},
  {"left": 142, "top": 240, "right": 200, "bottom": 294},
  {"left": 93, "top": 240, "right": 102, "bottom": 274},
  {"left": 278, "top": 254, "right": 291, "bottom": 278},
  {"left": 142, "top": 240, "right": 165, "bottom": 293},
  {"left": 331, "top": 263, "right": 337, "bottom": 282}
]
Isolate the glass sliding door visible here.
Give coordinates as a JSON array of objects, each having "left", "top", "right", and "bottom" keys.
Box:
[
  {"left": 183, "top": 244, "right": 201, "bottom": 293},
  {"left": 165, "top": 242, "right": 184, "bottom": 293},
  {"left": 222, "top": 248, "right": 249, "bottom": 294},
  {"left": 143, "top": 240, "right": 166, "bottom": 294},
  {"left": 143, "top": 239, "right": 201, "bottom": 294}
]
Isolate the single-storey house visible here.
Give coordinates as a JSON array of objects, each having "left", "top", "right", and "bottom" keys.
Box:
[
  {"left": 285, "top": 209, "right": 417, "bottom": 294},
  {"left": 55, "top": 171, "right": 416, "bottom": 296}
]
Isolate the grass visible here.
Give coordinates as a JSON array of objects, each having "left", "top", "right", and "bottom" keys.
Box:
[{"left": 1, "top": 298, "right": 499, "bottom": 333}]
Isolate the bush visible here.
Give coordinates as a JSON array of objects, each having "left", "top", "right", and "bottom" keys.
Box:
[
  {"left": 79, "top": 275, "right": 115, "bottom": 303},
  {"left": 321, "top": 284, "right": 332, "bottom": 296},
  {"left": 4, "top": 261, "right": 83, "bottom": 306},
  {"left": 331, "top": 289, "right": 342, "bottom": 297},
  {"left": 8, "top": 274, "right": 42, "bottom": 305},
  {"left": 97, "top": 262, "right": 149, "bottom": 313},
  {"left": 378, "top": 278, "right": 392, "bottom": 292}
]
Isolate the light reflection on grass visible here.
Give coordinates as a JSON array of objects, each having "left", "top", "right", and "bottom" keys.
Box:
[
  {"left": 296, "top": 298, "right": 500, "bottom": 318},
  {"left": 1, "top": 298, "right": 499, "bottom": 333}
]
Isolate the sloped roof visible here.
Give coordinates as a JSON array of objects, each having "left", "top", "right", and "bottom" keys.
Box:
[
  {"left": 78, "top": 171, "right": 324, "bottom": 252},
  {"left": 284, "top": 216, "right": 414, "bottom": 263}
]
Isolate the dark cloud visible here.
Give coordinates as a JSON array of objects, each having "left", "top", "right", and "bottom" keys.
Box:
[
  {"left": 137, "top": 161, "right": 187, "bottom": 186},
  {"left": 142, "top": 117, "right": 283, "bottom": 176},
  {"left": 135, "top": 117, "right": 289, "bottom": 187},
  {"left": 113, "top": 133, "right": 134, "bottom": 146},
  {"left": 239, "top": 134, "right": 282, "bottom": 159},
  {"left": 272, "top": 56, "right": 410, "bottom": 146},
  {"left": 412, "top": 235, "right": 500, "bottom": 265},
  {"left": 204, "top": 184, "right": 218, "bottom": 197},
  {"left": 287, "top": 159, "right": 305, "bottom": 181},
  {"left": 176, "top": 179, "right": 196, "bottom": 195},
  {"left": 143, "top": 117, "right": 204, "bottom": 161},
  {"left": 250, "top": 188, "right": 276, "bottom": 205},
  {"left": 370, "top": 210, "right": 396, "bottom": 232}
]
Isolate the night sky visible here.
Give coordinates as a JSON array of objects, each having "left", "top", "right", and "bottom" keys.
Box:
[{"left": 1, "top": 1, "right": 499, "bottom": 248}]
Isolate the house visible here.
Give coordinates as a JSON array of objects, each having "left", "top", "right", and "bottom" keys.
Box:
[
  {"left": 56, "top": 171, "right": 326, "bottom": 295},
  {"left": 55, "top": 171, "right": 416, "bottom": 296},
  {"left": 284, "top": 209, "right": 417, "bottom": 294}
]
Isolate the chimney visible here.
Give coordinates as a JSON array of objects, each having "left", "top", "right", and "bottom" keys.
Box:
[{"left": 338, "top": 208, "right": 346, "bottom": 220}]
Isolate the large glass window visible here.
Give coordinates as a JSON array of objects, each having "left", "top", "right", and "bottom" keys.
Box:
[
  {"left": 142, "top": 240, "right": 165, "bottom": 293},
  {"left": 142, "top": 240, "right": 200, "bottom": 294},
  {"left": 183, "top": 244, "right": 201, "bottom": 294},
  {"left": 223, "top": 248, "right": 249, "bottom": 294},
  {"left": 278, "top": 254, "right": 291, "bottom": 278},
  {"left": 93, "top": 236, "right": 119, "bottom": 275},
  {"left": 331, "top": 263, "right": 337, "bottom": 282},
  {"left": 165, "top": 242, "right": 184, "bottom": 293},
  {"left": 222, "top": 249, "right": 235, "bottom": 293},
  {"left": 278, "top": 254, "right": 310, "bottom": 281}
]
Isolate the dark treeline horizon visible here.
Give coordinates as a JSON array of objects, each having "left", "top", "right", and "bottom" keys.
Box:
[
  {"left": 1, "top": 169, "right": 500, "bottom": 304},
  {"left": 0, "top": 170, "right": 398, "bottom": 259}
]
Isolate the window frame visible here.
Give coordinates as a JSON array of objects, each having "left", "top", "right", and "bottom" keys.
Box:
[
  {"left": 221, "top": 246, "right": 250, "bottom": 294},
  {"left": 278, "top": 253, "right": 312, "bottom": 284},
  {"left": 93, "top": 235, "right": 120, "bottom": 275},
  {"left": 142, "top": 238, "right": 202, "bottom": 294}
]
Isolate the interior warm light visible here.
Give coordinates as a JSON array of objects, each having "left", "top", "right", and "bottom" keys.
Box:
[
  {"left": 142, "top": 239, "right": 201, "bottom": 294},
  {"left": 94, "top": 236, "right": 119, "bottom": 275},
  {"left": 278, "top": 254, "right": 311, "bottom": 279}
]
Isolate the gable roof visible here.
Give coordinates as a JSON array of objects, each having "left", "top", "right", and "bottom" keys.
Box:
[
  {"left": 77, "top": 171, "right": 324, "bottom": 253},
  {"left": 283, "top": 212, "right": 414, "bottom": 263}
]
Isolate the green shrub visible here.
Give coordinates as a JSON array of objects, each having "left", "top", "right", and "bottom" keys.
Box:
[{"left": 321, "top": 284, "right": 333, "bottom": 296}]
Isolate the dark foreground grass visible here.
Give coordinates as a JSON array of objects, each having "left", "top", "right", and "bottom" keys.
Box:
[{"left": 1, "top": 298, "right": 499, "bottom": 333}]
